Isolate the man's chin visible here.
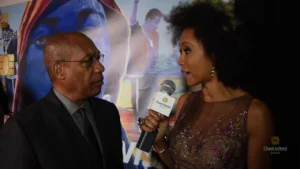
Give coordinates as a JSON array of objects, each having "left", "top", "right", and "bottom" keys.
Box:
[
  {"left": 88, "top": 86, "right": 102, "bottom": 97},
  {"left": 92, "top": 89, "right": 102, "bottom": 97}
]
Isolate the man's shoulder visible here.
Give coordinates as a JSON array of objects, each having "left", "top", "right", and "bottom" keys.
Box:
[
  {"left": 13, "top": 98, "right": 47, "bottom": 123},
  {"left": 89, "top": 97, "right": 117, "bottom": 110},
  {"left": 89, "top": 97, "right": 120, "bottom": 120}
]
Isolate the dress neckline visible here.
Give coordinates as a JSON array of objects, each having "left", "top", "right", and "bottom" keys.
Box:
[{"left": 196, "top": 91, "right": 250, "bottom": 104}]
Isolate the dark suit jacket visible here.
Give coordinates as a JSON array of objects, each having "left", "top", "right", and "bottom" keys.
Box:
[{"left": 0, "top": 90, "right": 124, "bottom": 169}]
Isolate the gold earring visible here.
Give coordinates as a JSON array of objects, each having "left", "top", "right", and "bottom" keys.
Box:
[{"left": 210, "top": 66, "right": 215, "bottom": 77}]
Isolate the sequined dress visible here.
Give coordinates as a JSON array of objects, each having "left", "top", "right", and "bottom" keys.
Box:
[{"left": 167, "top": 91, "right": 253, "bottom": 169}]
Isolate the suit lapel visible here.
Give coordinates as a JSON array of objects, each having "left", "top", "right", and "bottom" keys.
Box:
[
  {"left": 40, "top": 90, "right": 102, "bottom": 169},
  {"left": 88, "top": 98, "right": 107, "bottom": 168}
]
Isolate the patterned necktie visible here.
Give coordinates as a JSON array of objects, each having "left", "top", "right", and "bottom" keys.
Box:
[{"left": 75, "top": 108, "right": 102, "bottom": 163}]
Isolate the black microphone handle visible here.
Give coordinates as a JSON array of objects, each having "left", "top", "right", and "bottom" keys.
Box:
[{"left": 136, "top": 129, "right": 158, "bottom": 152}]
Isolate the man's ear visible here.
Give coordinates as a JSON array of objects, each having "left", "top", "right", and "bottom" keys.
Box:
[{"left": 52, "top": 62, "right": 65, "bottom": 80}]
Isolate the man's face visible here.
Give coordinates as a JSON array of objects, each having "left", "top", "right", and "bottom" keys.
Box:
[
  {"left": 147, "top": 16, "right": 162, "bottom": 30},
  {"left": 61, "top": 37, "right": 105, "bottom": 99},
  {"left": 21, "top": 0, "right": 110, "bottom": 100}
]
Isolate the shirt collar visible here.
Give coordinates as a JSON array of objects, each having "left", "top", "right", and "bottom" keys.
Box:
[{"left": 53, "top": 88, "right": 89, "bottom": 115}]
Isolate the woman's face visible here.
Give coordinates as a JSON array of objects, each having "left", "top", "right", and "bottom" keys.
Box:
[{"left": 178, "top": 28, "right": 214, "bottom": 86}]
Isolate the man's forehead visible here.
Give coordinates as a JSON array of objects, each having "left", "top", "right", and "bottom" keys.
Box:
[
  {"left": 50, "top": 33, "right": 98, "bottom": 57},
  {"left": 86, "top": 50, "right": 100, "bottom": 56},
  {"left": 72, "top": 36, "right": 97, "bottom": 51},
  {"left": 79, "top": 43, "right": 99, "bottom": 57}
]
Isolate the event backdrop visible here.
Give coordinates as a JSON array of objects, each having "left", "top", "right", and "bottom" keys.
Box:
[{"left": 0, "top": 0, "right": 189, "bottom": 168}]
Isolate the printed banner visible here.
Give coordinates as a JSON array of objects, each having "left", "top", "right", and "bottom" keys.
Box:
[{"left": 0, "top": 0, "right": 188, "bottom": 168}]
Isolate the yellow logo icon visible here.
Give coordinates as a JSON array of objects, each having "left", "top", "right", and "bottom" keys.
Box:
[
  {"left": 271, "top": 136, "right": 280, "bottom": 145},
  {"left": 162, "top": 97, "right": 168, "bottom": 103},
  {"left": 0, "top": 13, "right": 8, "bottom": 28},
  {"left": 0, "top": 54, "right": 15, "bottom": 76}
]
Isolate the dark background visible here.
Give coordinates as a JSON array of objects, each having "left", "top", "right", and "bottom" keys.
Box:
[{"left": 234, "top": 0, "right": 287, "bottom": 168}]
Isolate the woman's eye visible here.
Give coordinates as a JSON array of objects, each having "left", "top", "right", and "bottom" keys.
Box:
[{"left": 184, "top": 48, "right": 191, "bottom": 54}]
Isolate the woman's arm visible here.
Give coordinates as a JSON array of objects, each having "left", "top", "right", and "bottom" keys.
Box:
[
  {"left": 247, "top": 99, "right": 274, "bottom": 169},
  {"left": 150, "top": 93, "right": 190, "bottom": 168}
]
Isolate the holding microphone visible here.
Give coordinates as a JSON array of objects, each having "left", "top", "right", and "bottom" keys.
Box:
[{"left": 136, "top": 80, "right": 176, "bottom": 153}]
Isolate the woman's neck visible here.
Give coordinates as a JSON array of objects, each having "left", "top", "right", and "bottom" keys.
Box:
[{"left": 200, "top": 77, "right": 246, "bottom": 102}]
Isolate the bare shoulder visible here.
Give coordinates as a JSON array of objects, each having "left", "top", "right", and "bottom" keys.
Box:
[
  {"left": 247, "top": 98, "right": 274, "bottom": 136},
  {"left": 248, "top": 99, "right": 273, "bottom": 121},
  {"left": 249, "top": 99, "right": 270, "bottom": 113}
]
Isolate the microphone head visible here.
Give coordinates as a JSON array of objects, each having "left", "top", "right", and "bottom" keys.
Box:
[{"left": 160, "top": 80, "right": 176, "bottom": 95}]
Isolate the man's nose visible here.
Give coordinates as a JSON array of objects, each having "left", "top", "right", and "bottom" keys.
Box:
[{"left": 94, "top": 60, "right": 105, "bottom": 73}]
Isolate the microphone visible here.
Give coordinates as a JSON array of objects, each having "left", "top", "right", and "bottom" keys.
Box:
[{"left": 136, "top": 79, "right": 176, "bottom": 152}]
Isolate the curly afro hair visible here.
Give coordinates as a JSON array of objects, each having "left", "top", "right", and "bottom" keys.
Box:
[{"left": 165, "top": 0, "right": 251, "bottom": 89}]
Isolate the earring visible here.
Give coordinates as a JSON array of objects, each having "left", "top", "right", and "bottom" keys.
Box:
[{"left": 210, "top": 66, "right": 216, "bottom": 77}]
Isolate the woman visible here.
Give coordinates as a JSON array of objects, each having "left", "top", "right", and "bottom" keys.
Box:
[{"left": 139, "top": 1, "right": 274, "bottom": 169}]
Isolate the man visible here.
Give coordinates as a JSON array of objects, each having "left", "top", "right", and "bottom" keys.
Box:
[
  {"left": 128, "top": 0, "right": 163, "bottom": 73},
  {"left": 126, "top": 0, "right": 163, "bottom": 124},
  {"left": 13, "top": 0, "right": 130, "bottom": 112},
  {"left": 0, "top": 32, "right": 124, "bottom": 169},
  {"left": 9, "top": 1, "right": 135, "bottom": 168}
]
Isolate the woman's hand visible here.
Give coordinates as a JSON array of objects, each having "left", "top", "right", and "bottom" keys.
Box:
[{"left": 139, "top": 110, "right": 169, "bottom": 141}]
